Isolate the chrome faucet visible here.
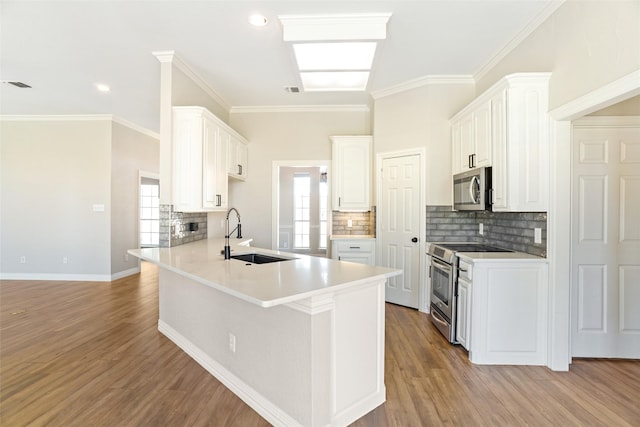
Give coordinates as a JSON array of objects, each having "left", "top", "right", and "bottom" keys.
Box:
[{"left": 224, "top": 207, "right": 242, "bottom": 260}]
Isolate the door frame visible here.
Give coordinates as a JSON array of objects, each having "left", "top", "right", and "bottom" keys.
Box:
[
  {"left": 271, "top": 160, "right": 331, "bottom": 251},
  {"left": 548, "top": 69, "right": 640, "bottom": 371},
  {"left": 375, "top": 147, "right": 427, "bottom": 312}
]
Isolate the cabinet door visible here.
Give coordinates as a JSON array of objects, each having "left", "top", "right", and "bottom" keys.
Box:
[
  {"left": 474, "top": 100, "right": 492, "bottom": 168},
  {"left": 456, "top": 277, "right": 471, "bottom": 350},
  {"left": 491, "top": 89, "right": 508, "bottom": 210},
  {"left": 451, "top": 121, "right": 463, "bottom": 175},
  {"left": 173, "top": 112, "right": 204, "bottom": 212},
  {"left": 202, "top": 120, "right": 227, "bottom": 210},
  {"left": 332, "top": 137, "right": 371, "bottom": 211},
  {"left": 459, "top": 114, "right": 474, "bottom": 170}
]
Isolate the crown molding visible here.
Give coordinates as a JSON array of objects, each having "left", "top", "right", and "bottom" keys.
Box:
[
  {"left": 371, "top": 75, "right": 475, "bottom": 100},
  {"left": 473, "top": 0, "right": 565, "bottom": 82},
  {"left": 549, "top": 69, "right": 640, "bottom": 121},
  {"left": 0, "top": 114, "right": 159, "bottom": 139},
  {"left": 230, "top": 104, "right": 370, "bottom": 114},
  {"left": 152, "top": 50, "right": 231, "bottom": 112}
]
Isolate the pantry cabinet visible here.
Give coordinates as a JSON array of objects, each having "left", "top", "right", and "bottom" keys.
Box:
[
  {"left": 331, "top": 136, "right": 372, "bottom": 211},
  {"left": 172, "top": 106, "right": 249, "bottom": 212},
  {"left": 450, "top": 73, "right": 551, "bottom": 211}
]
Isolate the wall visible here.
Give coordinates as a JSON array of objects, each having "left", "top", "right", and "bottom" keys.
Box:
[
  {"left": 110, "top": 121, "right": 159, "bottom": 275},
  {"left": 223, "top": 109, "right": 371, "bottom": 249},
  {"left": 589, "top": 95, "right": 640, "bottom": 116},
  {"left": 476, "top": 0, "right": 640, "bottom": 110},
  {"left": 373, "top": 82, "right": 474, "bottom": 205},
  {"left": 0, "top": 119, "right": 112, "bottom": 279}
]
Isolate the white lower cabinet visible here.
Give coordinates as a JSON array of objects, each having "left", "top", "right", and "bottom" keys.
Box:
[
  {"left": 331, "top": 239, "right": 375, "bottom": 265},
  {"left": 456, "top": 259, "right": 472, "bottom": 350},
  {"left": 461, "top": 256, "right": 548, "bottom": 365}
]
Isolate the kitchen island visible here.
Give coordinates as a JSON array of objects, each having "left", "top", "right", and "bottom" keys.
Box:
[{"left": 129, "top": 239, "right": 401, "bottom": 427}]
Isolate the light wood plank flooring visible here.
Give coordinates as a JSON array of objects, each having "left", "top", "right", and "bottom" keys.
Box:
[{"left": 2, "top": 262, "right": 639, "bottom": 426}]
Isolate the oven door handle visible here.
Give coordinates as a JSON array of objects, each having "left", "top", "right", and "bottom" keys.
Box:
[
  {"left": 431, "top": 308, "right": 450, "bottom": 327},
  {"left": 431, "top": 257, "right": 452, "bottom": 272}
]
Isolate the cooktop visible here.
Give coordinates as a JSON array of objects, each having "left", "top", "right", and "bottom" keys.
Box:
[{"left": 435, "top": 243, "right": 512, "bottom": 253}]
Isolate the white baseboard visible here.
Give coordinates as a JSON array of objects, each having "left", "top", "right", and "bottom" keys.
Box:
[
  {"left": 0, "top": 267, "right": 140, "bottom": 282},
  {"left": 157, "top": 320, "right": 303, "bottom": 427}
]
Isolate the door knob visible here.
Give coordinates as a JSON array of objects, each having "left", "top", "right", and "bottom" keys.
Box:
[{"left": 411, "top": 237, "right": 418, "bottom": 243}]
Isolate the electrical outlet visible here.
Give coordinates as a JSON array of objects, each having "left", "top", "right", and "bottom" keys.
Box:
[
  {"left": 63, "top": 256, "right": 68, "bottom": 264},
  {"left": 534, "top": 228, "right": 542, "bottom": 244},
  {"left": 229, "top": 333, "right": 236, "bottom": 353},
  {"left": 347, "top": 219, "right": 353, "bottom": 228},
  {"left": 124, "top": 253, "right": 129, "bottom": 262},
  {"left": 479, "top": 223, "right": 484, "bottom": 235},
  {"left": 19, "top": 256, "right": 26, "bottom": 264}
]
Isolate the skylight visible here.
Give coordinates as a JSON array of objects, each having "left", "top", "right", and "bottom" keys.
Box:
[{"left": 279, "top": 14, "right": 391, "bottom": 92}]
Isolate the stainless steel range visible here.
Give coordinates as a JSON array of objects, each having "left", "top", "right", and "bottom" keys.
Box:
[{"left": 427, "top": 242, "right": 511, "bottom": 343}]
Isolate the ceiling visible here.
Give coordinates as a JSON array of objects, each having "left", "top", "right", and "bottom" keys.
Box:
[{"left": 0, "top": 1, "right": 561, "bottom": 133}]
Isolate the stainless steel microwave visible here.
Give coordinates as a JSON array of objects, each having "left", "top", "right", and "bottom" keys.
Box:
[{"left": 453, "top": 167, "right": 492, "bottom": 211}]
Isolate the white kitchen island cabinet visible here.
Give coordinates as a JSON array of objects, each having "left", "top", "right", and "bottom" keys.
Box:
[
  {"left": 458, "top": 253, "right": 549, "bottom": 366},
  {"left": 129, "top": 239, "right": 400, "bottom": 427}
]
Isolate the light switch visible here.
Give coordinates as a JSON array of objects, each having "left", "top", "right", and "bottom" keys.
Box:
[
  {"left": 92, "top": 204, "right": 105, "bottom": 212},
  {"left": 347, "top": 219, "right": 353, "bottom": 228},
  {"left": 479, "top": 223, "right": 484, "bottom": 235}
]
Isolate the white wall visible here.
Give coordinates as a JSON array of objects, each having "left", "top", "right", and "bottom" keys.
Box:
[
  {"left": 217, "top": 110, "right": 371, "bottom": 248},
  {"left": 0, "top": 117, "right": 159, "bottom": 280},
  {"left": 373, "top": 82, "right": 475, "bottom": 205},
  {"left": 110, "top": 122, "right": 160, "bottom": 275},
  {"left": 476, "top": 0, "right": 640, "bottom": 109},
  {"left": 0, "top": 119, "right": 112, "bottom": 278}
]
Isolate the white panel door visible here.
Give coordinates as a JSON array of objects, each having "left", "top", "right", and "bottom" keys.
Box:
[
  {"left": 572, "top": 121, "right": 640, "bottom": 358},
  {"left": 380, "top": 155, "right": 421, "bottom": 308}
]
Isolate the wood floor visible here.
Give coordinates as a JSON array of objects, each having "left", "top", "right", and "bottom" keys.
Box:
[{"left": 2, "top": 263, "right": 639, "bottom": 426}]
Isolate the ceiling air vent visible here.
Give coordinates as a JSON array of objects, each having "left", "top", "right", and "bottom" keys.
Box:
[
  {"left": 284, "top": 86, "right": 300, "bottom": 93},
  {"left": 3, "top": 81, "right": 32, "bottom": 88}
]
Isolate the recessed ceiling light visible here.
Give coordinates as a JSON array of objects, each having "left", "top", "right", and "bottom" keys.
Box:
[
  {"left": 96, "top": 84, "right": 110, "bottom": 92},
  {"left": 249, "top": 14, "right": 268, "bottom": 27}
]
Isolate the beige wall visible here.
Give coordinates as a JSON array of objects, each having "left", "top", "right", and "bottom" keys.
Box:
[
  {"left": 110, "top": 122, "right": 160, "bottom": 274},
  {"left": 476, "top": 0, "right": 640, "bottom": 109},
  {"left": 589, "top": 95, "right": 640, "bottom": 116},
  {"left": 373, "top": 82, "right": 475, "bottom": 205},
  {"left": 0, "top": 119, "right": 112, "bottom": 277},
  {"left": 172, "top": 65, "right": 229, "bottom": 124},
  {"left": 217, "top": 110, "right": 370, "bottom": 248}
]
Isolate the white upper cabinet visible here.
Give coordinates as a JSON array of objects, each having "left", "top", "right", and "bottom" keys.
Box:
[
  {"left": 172, "top": 106, "right": 234, "bottom": 212},
  {"left": 451, "top": 99, "right": 492, "bottom": 174},
  {"left": 451, "top": 73, "right": 551, "bottom": 212},
  {"left": 227, "top": 133, "right": 249, "bottom": 180},
  {"left": 331, "top": 136, "right": 372, "bottom": 211}
]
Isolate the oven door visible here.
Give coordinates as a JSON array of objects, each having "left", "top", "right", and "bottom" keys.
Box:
[{"left": 430, "top": 257, "right": 454, "bottom": 321}]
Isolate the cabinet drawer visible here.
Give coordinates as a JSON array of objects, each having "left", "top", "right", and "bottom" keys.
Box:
[{"left": 337, "top": 241, "right": 374, "bottom": 252}]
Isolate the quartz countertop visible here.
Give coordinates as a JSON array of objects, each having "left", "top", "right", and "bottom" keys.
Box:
[
  {"left": 129, "top": 238, "right": 400, "bottom": 308},
  {"left": 330, "top": 234, "right": 376, "bottom": 240},
  {"left": 457, "top": 251, "right": 547, "bottom": 262}
]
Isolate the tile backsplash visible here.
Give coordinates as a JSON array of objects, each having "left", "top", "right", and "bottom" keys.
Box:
[
  {"left": 332, "top": 207, "right": 376, "bottom": 236},
  {"left": 160, "top": 204, "right": 208, "bottom": 247},
  {"left": 426, "top": 205, "right": 547, "bottom": 257}
]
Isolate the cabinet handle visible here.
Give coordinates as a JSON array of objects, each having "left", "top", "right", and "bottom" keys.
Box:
[
  {"left": 349, "top": 246, "right": 361, "bottom": 249},
  {"left": 238, "top": 164, "right": 242, "bottom": 175},
  {"left": 216, "top": 194, "right": 221, "bottom": 206},
  {"left": 411, "top": 237, "right": 418, "bottom": 243},
  {"left": 338, "top": 197, "right": 341, "bottom": 207},
  {"left": 468, "top": 154, "right": 476, "bottom": 168}
]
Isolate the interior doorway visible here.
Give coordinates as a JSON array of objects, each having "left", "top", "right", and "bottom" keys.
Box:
[{"left": 272, "top": 161, "right": 331, "bottom": 257}]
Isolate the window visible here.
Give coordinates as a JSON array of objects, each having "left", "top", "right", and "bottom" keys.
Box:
[
  {"left": 140, "top": 178, "right": 159, "bottom": 247},
  {"left": 319, "top": 171, "right": 328, "bottom": 249},
  {"left": 293, "top": 174, "right": 311, "bottom": 248}
]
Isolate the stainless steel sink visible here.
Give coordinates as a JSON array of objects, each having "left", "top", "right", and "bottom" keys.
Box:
[{"left": 230, "top": 253, "right": 295, "bottom": 264}]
